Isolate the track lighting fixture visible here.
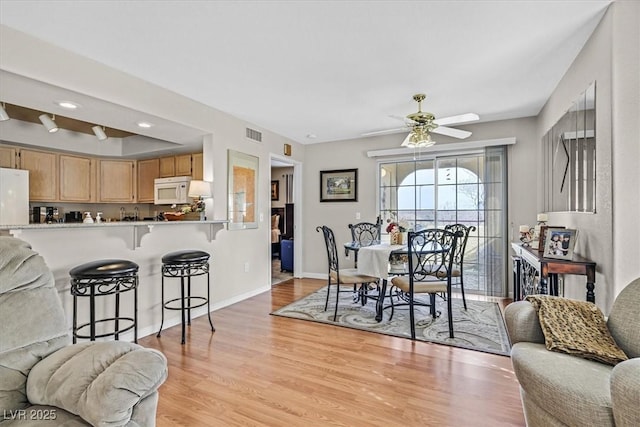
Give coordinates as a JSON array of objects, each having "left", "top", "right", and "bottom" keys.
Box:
[
  {"left": 39, "top": 114, "right": 59, "bottom": 133},
  {"left": 0, "top": 103, "right": 9, "bottom": 121},
  {"left": 92, "top": 125, "right": 108, "bottom": 141}
]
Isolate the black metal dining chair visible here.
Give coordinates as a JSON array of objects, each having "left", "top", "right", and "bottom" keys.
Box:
[
  {"left": 442, "top": 224, "right": 476, "bottom": 310},
  {"left": 348, "top": 219, "right": 382, "bottom": 265},
  {"left": 316, "top": 225, "right": 379, "bottom": 320},
  {"left": 388, "top": 228, "right": 461, "bottom": 339}
]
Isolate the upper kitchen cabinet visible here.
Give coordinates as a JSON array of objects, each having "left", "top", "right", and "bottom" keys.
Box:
[
  {"left": 191, "top": 152, "right": 203, "bottom": 180},
  {"left": 98, "top": 159, "right": 136, "bottom": 202},
  {"left": 159, "top": 156, "right": 175, "bottom": 177},
  {"left": 0, "top": 146, "right": 17, "bottom": 168},
  {"left": 18, "top": 148, "right": 58, "bottom": 201},
  {"left": 175, "top": 154, "right": 192, "bottom": 176},
  {"left": 59, "top": 154, "right": 95, "bottom": 203},
  {"left": 137, "top": 158, "right": 160, "bottom": 203}
]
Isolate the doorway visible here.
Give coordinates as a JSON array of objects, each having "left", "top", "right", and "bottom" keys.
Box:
[{"left": 270, "top": 155, "right": 299, "bottom": 285}]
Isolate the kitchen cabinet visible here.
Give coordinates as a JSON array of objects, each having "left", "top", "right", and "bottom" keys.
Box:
[
  {"left": 175, "top": 154, "right": 192, "bottom": 176},
  {"left": 192, "top": 152, "right": 203, "bottom": 180},
  {"left": 137, "top": 158, "right": 160, "bottom": 203},
  {"left": 0, "top": 146, "right": 17, "bottom": 168},
  {"left": 98, "top": 159, "right": 136, "bottom": 202},
  {"left": 18, "top": 148, "right": 58, "bottom": 202},
  {"left": 159, "top": 156, "right": 175, "bottom": 178},
  {"left": 59, "top": 154, "right": 95, "bottom": 202}
]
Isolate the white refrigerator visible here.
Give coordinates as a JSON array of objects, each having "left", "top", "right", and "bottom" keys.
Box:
[{"left": 0, "top": 167, "right": 29, "bottom": 225}]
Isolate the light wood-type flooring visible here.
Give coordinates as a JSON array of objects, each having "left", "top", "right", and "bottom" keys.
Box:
[{"left": 139, "top": 278, "right": 525, "bottom": 427}]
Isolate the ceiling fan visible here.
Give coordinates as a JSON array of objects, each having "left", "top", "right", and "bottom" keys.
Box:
[{"left": 362, "top": 94, "right": 479, "bottom": 148}]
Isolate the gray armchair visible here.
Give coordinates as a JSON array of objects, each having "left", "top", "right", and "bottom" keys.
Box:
[
  {"left": 505, "top": 277, "right": 640, "bottom": 427},
  {"left": 0, "top": 236, "right": 168, "bottom": 426}
]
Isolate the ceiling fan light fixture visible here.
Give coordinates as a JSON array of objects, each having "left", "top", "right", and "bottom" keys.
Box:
[
  {"left": 92, "top": 125, "right": 108, "bottom": 141},
  {"left": 39, "top": 114, "right": 59, "bottom": 133}
]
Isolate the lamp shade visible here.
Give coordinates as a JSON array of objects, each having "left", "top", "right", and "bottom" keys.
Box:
[
  {"left": 188, "top": 180, "right": 212, "bottom": 198},
  {"left": 39, "top": 114, "right": 59, "bottom": 133}
]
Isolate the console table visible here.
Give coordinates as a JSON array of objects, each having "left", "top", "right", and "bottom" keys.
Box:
[{"left": 511, "top": 243, "right": 597, "bottom": 303}]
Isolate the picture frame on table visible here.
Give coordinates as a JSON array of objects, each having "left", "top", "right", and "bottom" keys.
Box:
[
  {"left": 543, "top": 228, "right": 578, "bottom": 260},
  {"left": 537, "top": 225, "right": 564, "bottom": 253},
  {"left": 271, "top": 180, "right": 279, "bottom": 201},
  {"left": 320, "top": 168, "right": 358, "bottom": 202}
]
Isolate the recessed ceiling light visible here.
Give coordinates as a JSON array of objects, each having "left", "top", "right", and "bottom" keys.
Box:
[
  {"left": 137, "top": 121, "right": 153, "bottom": 128},
  {"left": 306, "top": 133, "right": 317, "bottom": 139},
  {"left": 56, "top": 101, "right": 80, "bottom": 109}
]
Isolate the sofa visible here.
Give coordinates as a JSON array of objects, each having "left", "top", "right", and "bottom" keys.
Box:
[
  {"left": 0, "top": 236, "right": 168, "bottom": 426},
  {"left": 505, "top": 277, "right": 640, "bottom": 427}
]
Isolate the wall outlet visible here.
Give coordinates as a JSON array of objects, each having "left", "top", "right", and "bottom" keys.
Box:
[
  {"left": 356, "top": 212, "right": 361, "bottom": 220},
  {"left": 244, "top": 261, "right": 249, "bottom": 273}
]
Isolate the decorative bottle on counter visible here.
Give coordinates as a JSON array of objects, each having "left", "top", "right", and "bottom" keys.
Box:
[
  {"left": 83, "top": 212, "right": 94, "bottom": 224},
  {"left": 95, "top": 212, "right": 103, "bottom": 223}
]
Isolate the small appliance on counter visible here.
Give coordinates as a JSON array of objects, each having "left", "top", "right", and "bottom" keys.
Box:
[{"left": 65, "top": 211, "right": 83, "bottom": 223}]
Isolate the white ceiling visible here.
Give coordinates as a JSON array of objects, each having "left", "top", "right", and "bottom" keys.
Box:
[{"left": 0, "top": 0, "right": 611, "bottom": 146}]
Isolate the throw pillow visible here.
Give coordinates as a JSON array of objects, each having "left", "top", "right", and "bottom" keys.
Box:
[{"left": 525, "top": 295, "right": 628, "bottom": 366}]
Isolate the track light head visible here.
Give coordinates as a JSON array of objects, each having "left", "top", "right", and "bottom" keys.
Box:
[
  {"left": 92, "top": 125, "right": 108, "bottom": 141},
  {"left": 0, "top": 103, "right": 9, "bottom": 121},
  {"left": 39, "top": 114, "right": 59, "bottom": 133}
]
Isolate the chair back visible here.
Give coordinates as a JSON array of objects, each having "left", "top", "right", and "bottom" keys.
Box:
[
  {"left": 444, "top": 223, "right": 476, "bottom": 266},
  {"left": 407, "top": 228, "right": 461, "bottom": 283},
  {"left": 316, "top": 225, "right": 340, "bottom": 274},
  {"left": 348, "top": 219, "right": 381, "bottom": 247}
]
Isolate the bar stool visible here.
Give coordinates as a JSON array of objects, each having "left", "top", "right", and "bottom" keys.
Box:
[
  {"left": 157, "top": 250, "right": 215, "bottom": 344},
  {"left": 70, "top": 259, "right": 139, "bottom": 344}
]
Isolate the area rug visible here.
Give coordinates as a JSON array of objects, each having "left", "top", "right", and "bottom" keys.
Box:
[{"left": 271, "top": 286, "right": 511, "bottom": 356}]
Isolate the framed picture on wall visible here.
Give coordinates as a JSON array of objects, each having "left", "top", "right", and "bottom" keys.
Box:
[
  {"left": 320, "top": 168, "right": 358, "bottom": 202},
  {"left": 271, "top": 180, "right": 279, "bottom": 201},
  {"left": 543, "top": 228, "right": 578, "bottom": 260}
]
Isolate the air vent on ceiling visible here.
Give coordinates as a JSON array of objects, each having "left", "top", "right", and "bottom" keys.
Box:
[{"left": 246, "top": 127, "right": 262, "bottom": 142}]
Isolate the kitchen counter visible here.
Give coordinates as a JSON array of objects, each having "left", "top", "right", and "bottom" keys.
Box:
[{"left": 1, "top": 219, "right": 228, "bottom": 249}]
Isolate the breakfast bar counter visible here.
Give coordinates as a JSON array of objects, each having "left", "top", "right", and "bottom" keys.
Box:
[{"left": 0, "top": 220, "right": 228, "bottom": 343}]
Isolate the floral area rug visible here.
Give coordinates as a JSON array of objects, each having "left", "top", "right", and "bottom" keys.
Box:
[{"left": 271, "top": 286, "right": 511, "bottom": 356}]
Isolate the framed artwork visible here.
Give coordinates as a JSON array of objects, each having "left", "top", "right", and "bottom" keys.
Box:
[
  {"left": 543, "top": 228, "right": 578, "bottom": 260},
  {"left": 271, "top": 180, "right": 279, "bottom": 201},
  {"left": 227, "top": 150, "right": 259, "bottom": 230},
  {"left": 320, "top": 168, "right": 358, "bottom": 202},
  {"left": 537, "top": 225, "right": 565, "bottom": 253}
]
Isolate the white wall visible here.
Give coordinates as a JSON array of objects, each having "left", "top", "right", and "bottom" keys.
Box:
[{"left": 535, "top": 0, "right": 640, "bottom": 311}]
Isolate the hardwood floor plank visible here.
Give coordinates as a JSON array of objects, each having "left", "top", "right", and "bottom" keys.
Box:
[{"left": 139, "top": 278, "right": 525, "bottom": 426}]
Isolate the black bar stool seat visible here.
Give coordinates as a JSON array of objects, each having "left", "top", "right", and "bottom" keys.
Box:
[
  {"left": 70, "top": 259, "right": 139, "bottom": 344},
  {"left": 157, "top": 250, "right": 215, "bottom": 344}
]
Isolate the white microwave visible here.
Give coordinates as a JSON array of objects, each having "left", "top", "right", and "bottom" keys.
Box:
[{"left": 154, "top": 176, "right": 191, "bottom": 205}]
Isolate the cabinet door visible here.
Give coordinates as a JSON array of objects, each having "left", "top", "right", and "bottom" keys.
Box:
[
  {"left": 99, "top": 160, "right": 136, "bottom": 202},
  {"left": 191, "top": 152, "right": 203, "bottom": 180},
  {"left": 19, "top": 149, "right": 58, "bottom": 201},
  {"left": 175, "top": 154, "right": 192, "bottom": 176},
  {"left": 137, "top": 158, "right": 160, "bottom": 203},
  {"left": 59, "top": 154, "right": 94, "bottom": 202},
  {"left": 0, "top": 146, "right": 17, "bottom": 168},
  {"left": 159, "top": 156, "right": 175, "bottom": 177}
]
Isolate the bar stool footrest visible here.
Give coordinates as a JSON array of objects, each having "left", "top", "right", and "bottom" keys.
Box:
[
  {"left": 73, "top": 317, "right": 136, "bottom": 340},
  {"left": 162, "top": 296, "right": 209, "bottom": 311}
]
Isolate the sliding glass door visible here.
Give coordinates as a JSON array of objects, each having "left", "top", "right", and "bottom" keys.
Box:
[{"left": 379, "top": 148, "right": 507, "bottom": 296}]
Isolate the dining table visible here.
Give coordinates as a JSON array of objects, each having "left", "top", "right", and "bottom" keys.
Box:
[{"left": 344, "top": 240, "right": 448, "bottom": 322}]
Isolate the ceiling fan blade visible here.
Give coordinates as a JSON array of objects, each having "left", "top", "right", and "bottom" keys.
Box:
[
  {"left": 400, "top": 133, "right": 412, "bottom": 147},
  {"left": 361, "top": 127, "right": 407, "bottom": 137},
  {"left": 433, "top": 113, "right": 479, "bottom": 126},
  {"left": 432, "top": 126, "right": 472, "bottom": 139}
]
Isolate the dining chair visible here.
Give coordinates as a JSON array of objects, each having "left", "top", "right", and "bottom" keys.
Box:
[
  {"left": 442, "top": 223, "right": 476, "bottom": 310},
  {"left": 388, "top": 228, "right": 461, "bottom": 339},
  {"left": 348, "top": 219, "right": 382, "bottom": 260},
  {"left": 316, "top": 225, "right": 379, "bottom": 321}
]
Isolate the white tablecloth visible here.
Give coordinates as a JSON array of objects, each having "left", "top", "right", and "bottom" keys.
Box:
[{"left": 356, "top": 244, "right": 404, "bottom": 279}]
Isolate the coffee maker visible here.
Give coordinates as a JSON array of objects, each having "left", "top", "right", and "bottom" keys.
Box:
[{"left": 33, "top": 206, "right": 59, "bottom": 223}]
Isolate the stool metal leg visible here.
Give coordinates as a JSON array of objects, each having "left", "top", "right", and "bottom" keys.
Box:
[
  {"left": 90, "top": 283, "right": 96, "bottom": 341},
  {"left": 134, "top": 277, "right": 138, "bottom": 343},
  {"left": 157, "top": 271, "right": 165, "bottom": 337},
  {"left": 187, "top": 268, "right": 192, "bottom": 326},
  {"left": 180, "top": 274, "right": 186, "bottom": 345},
  {"left": 73, "top": 290, "right": 78, "bottom": 344},
  {"left": 206, "top": 268, "right": 215, "bottom": 332},
  {"left": 114, "top": 283, "right": 120, "bottom": 341}
]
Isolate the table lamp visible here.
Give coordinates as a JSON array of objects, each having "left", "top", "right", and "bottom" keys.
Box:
[{"left": 188, "top": 180, "right": 212, "bottom": 221}]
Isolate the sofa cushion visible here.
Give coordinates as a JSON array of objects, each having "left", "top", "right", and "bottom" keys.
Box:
[
  {"left": 607, "top": 277, "right": 640, "bottom": 358},
  {"left": 511, "top": 342, "right": 615, "bottom": 426},
  {"left": 525, "top": 295, "right": 628, "bottom": 365}
]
